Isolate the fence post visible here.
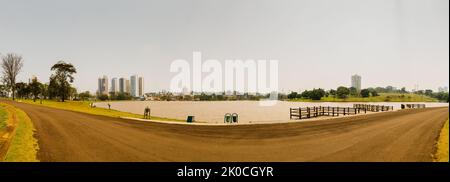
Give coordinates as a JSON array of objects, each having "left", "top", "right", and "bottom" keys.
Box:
[
  {"left": 307, "top": 107, "right": 310, "bottom": 118},
  {"left": 299, "top": 107, "right": 302, "bottom": 119}
]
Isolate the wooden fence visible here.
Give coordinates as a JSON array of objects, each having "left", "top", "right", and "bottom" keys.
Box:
[
  {"left": 290, "top": 106, "right": 362, "bottom": 120},
  {"left": 402, "top": 104, "right": 426, "bottom": 109},
  {"left": 290, "top": 104, "right": 394, "bottom": 120},
  {"left": 353, "top": 104, "right": 394, "bottom": 112}
]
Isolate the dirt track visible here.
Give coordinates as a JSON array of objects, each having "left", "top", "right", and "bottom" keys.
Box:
[{"left": 2, "top": 100, "right": 448, "bottom": 162}]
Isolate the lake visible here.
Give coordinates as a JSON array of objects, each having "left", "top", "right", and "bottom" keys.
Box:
[{"left": 95, "top": 101, "right": 449, "bottom": 124}]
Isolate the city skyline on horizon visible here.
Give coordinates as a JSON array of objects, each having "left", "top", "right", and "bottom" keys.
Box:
[{"left": 1, "top": 0, "right": 448, "bottom": 93}]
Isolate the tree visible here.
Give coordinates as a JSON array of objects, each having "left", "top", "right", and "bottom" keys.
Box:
[
  {"left": 97, "top": 94, "right": 109, "bottom": 101},
  {"left": 328, "top": 89, "right": 337, "bottom": 98},
  {"left": 349, "top": 87, "right": 358, "bottom": 96},
  {"left": 369, "top": 89, "right": 379, "bottom": 97},
  {"left": 48, "top": 76, "right": 59, "bottom": 99},
  {"left": 40, "top": 83, "right": 49, "bottom": 99},
  {"left": 400, "top": 87, "right": 407, "bottom": 93},
  {"left": 0, "top": 84, "right": 7, "bottom": 97},
  {"left": 301, "top": 90, "right": 311, "bottom": 99},
  {"left": 1, "top": 53, "right": 24, "bottom": 100},
  {"left": 29, "top": 78, "right": 42, "bottom": 102},
  {"left": 116, "top": 92, "right": 132, "bottom": 100},
  {"left": 78, "top": 91, "right": 91, "bottom": 101},
  {"left": 287, "top": 92, "right": 298, "bottom": 99},
  {"left": 336, "top": 86, "right": 350, "bottom": 99},
  {"left": 69, "top": 87, "right": 78, "bottom": 100},
  {"left": 15, "top": 82, "right": 29, "bottom": 99},
  {"left": 50, "top": 61, "right": 77, "bottom": 102},
  {"left": 425, "top": 89, "right": 433, "bottom": 97},
  {"left": 360, "top": 89, "right": 370, "bottom": 98},
  {"left": 309, "top": 88, "right": 325, "bottom": 100}
]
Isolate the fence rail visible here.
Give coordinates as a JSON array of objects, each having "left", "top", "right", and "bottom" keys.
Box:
[
  {"left": 290, "top": 106, "right": 362, "bottom": 120},
  {"left": 402, "top": 104, "right": 426, "bottom": 109},
  {"left": 290, "top": 104, "right": 394, "bottom": 120},
  {"left": 353, "top": 104, "right": 394, "bottom": 112}
]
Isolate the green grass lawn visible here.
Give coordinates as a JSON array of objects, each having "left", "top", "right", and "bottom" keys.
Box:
[
  {"left": 290, "top": 93, "right": 438, "bottom": 102},
  {"left": 434, "top": 119, "right": 449, "bottom": 162},
  {"left": 16, "top": 99, "right": 184, "bottom": 122},
  {"left": 0, "top": 102, "right": 39, "bottom": 162},
  {"left": 0, "top": 105, "right": 7, "bottom": 130}
]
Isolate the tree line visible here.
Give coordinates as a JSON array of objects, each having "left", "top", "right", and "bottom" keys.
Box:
[
  {"left": 288, "top": 86, "right": 449, "bottom": 102},
  {"left": 287, "top": 86, "right": 380, "bottom": 100},
  {"left": 1, "top": 53, "right": 86, "bottom": 102}
]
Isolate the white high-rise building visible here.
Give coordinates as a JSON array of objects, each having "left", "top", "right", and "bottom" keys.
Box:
[
  {"left": 138, "top": 77, "right": 144, "bottom": 97},
  {"left": 125, "top": 79, "right": 131, "bottom": 94},
  {"left": 130, "top": 75, "right": 138, "bottom": 97},
  {"left": 351, "top": 74, "right": 361, "bottom": 91},
  {"left": 98, "top": 75, "right": 109, "bottom": 95},
  {"left": 111, "top": 78, "right": 118, "bottom": 94},
  {"left": 119, "top": 78, "right": 125, "bottom": 93}
]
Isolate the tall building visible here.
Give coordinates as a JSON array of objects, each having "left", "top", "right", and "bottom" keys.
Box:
[
  {"left": 138, "top": 77, "right": 144, "bottom": 97},
  {"left": 98, "top": 75, "right": 109, "bottom": 95},
  {"left": 119, "top": 77, "right": 125, "bottom": 93},
  {"left": 125, "top": 79, "right": 131, "bottom": 94},
  {"left": 130, "top": 75, "right": 138, "bottom": 97},
  {"left": 351, "top": 74, "right": 361, "bottom": 91},
  {"left": 111, "top": 78, "right": 118, "bottom": 94}
]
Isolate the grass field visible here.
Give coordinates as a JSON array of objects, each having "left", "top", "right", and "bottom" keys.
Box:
[
  {"left": 290, "top": 93, "right": 438, "bottom": 102},
  {"left": 15, "top": 99, "right": 183, "bottom": 122},
  {"left": 0, "top": 105, "right": 7, "bottom": 130},
  {"left": 434, "top": 119, "right": 449, "bottom": 162},
  {"left": 0, "top": 102, "right": 39, "bottom": 162}
]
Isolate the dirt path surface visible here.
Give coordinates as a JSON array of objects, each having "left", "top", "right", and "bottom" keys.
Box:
[{"left": 2, "top": 100, "right": 448, "bottom": 162}]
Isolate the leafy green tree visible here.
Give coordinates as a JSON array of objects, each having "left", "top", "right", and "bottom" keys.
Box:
[
  {"left": 336, "top": 86, "right": 350, "bottom": 99},
  {"left": 97, "top": 94, "right": 109, "bottom": 101},
  {"left": 15, "top": 82, "right": 29, "bottom": 99},
  {"left": 287, "top": 92, "right": 298, "bottom": 99},
  {"left": 40, "top": 83, "right": 49, "bottom": 99},
  {"left": 360, "top": 89, "right": 370, "bottom": 98},
  {"left": 69, "top": 87, "right": 78, "bottom": 100},
  {"left": 116, "top": 92, "right": 132, "bottom": 100},
  {"left": 301, "top": 90, "right": 311, "bottom": 99},
  {"left": 29, "top": 78, "right": 42, "bottom": 102},
  {"left": 349, "top": 87, "right": 358, "bottom": 96},
  {"left": 78, "top": 91, "right": 91, "bottom": 101},
  {"left": 425, "top": 89, "right": 433, "bottom": 97},
  {"left": 400, "top": 87, "right": 407, "bottom": 93},
  {"left": 0, "top": 84, "right": 8, "bottom": 97},
  {"left": 50, "top": 61, "right": 77, "bottom": 102},
  {"left": 310, "top": 88, "right": 325, "bottom": 100},
  {"left": 48, "top": 76, "right": 59, "bottom": 99},
  {"left": 370, "top": 90, "right": 379, "bottom": 97},
  {"left": 328, "top": 89, "right": 337, "bottom": 98}
]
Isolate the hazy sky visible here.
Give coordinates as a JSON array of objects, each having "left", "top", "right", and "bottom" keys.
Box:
[{"left": 0, "top": 0, "right": 448, "bottom": 93}]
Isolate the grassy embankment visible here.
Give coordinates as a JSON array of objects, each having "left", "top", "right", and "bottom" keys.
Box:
[
  {"left": 15, "top": 99, "right": 184, "bottom": 122},
  {"left": 290, "top": 93, "right": 438, "bottom": 102},
  {"left": 0, "top": 102, "right": 39, "bottom": 162},
  {"left": 434, "top": 119, "right": 449, "bottom": 162}
]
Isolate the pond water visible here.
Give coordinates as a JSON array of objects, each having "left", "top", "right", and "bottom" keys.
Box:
[{"left": 95, "top": 101, "right": 449, "bottom": 124}]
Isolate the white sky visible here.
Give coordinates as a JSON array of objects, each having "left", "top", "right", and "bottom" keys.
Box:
[{"left": 0, "top": 0, "right": 448, "bottom": 93}]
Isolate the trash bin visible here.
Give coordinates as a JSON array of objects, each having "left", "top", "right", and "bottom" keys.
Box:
[
  {"left": 232, "top": 113, "right": 238, "bottom": 123},
  {"left": 224, "top": 113, "right": 232, "bottom": 123},
  {"left": 187, "top": 116, "right": 195, "bottom": 123}
]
